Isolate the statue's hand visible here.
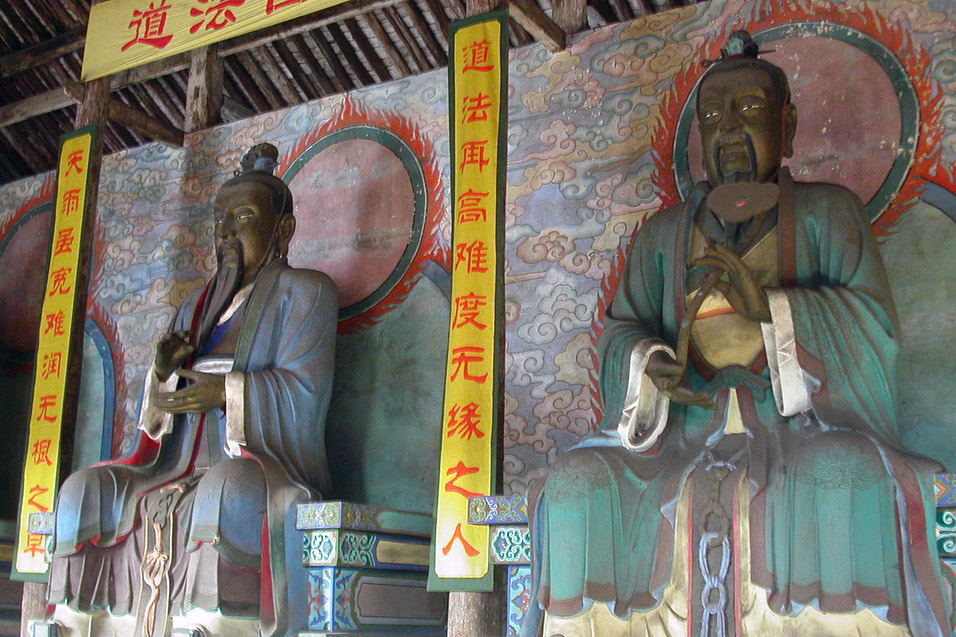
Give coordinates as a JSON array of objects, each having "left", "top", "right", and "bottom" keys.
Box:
[
  {"left": 153, "top": 369, "right": 226, "bottom": 414},
  {"left": 645, "top": 350, "right": 715, "bottom": 409},
  {"left": 154, "top": 331, "right": 195, "bottom": 382},
  {"left": 694, "top": 244, "right": 772, "bottom": 323}
]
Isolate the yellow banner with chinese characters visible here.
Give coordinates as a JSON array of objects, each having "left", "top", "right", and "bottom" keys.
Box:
[
  {"left": 14, "top": 130, "right": 94, "bottom": 577},
  {"left": 430, "top": 11, "right": 506, "bottom": 592},
  {"left": 82, "top": 0, "right": 349, "bottom": 81}
]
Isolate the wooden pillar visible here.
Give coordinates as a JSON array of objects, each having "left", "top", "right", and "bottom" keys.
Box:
[
  {"left": 552, "top": 0, "right": 588, "bottom": 35},
  {"left": 19, "top": 76, "right": 110, "bottom": 636},
  {"left": 446, "top": 1, "right": 508, "bottom": 633},
  {"left": 185, "top": 44, "right": 223, "bottom": 133}
]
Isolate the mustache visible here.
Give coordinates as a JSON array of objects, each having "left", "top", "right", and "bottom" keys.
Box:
[
  {"left": 713, "top": 132, "right": 757, "bottom": 183},
  {"left": 216, "top": 236, "right": 243, "bottom": 262}
]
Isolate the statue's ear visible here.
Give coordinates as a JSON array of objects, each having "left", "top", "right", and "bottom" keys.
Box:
[
  {"left": 276, "top": 214, "right": 296, "bottom": 254},
  {"left": 783, "top": 103, "right": 797, "bottom": 159}
]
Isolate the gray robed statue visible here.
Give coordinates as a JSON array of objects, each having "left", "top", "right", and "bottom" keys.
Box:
[
  {"left": 524, "top": 32, "right": 952, "bottom": 637},
  {"left": 47, "top": 143, "right": 338, "bottom": 636}
]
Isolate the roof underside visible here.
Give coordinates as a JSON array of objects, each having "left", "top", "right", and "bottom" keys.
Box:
[{"left": 0, "top": 0, "right": 694, "bottom": 186}]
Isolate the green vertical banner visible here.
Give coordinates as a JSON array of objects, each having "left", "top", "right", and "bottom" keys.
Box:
[{"left": 429, "top": 9, "right": 507, "bottom": 593}]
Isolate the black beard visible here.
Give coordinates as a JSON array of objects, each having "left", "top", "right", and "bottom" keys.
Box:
[{"left": 197, "top": 238, "right": 244, "bottom": 350}]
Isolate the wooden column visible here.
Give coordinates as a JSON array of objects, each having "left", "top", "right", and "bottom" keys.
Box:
[
  {"left": 552, "top": 0, "right": 587, "bottom": 35},
  {"left": 185, "top": 44, "right": 224, "bottom": 133},
  {"left": 446, "top": 2, "right": 508, "bottom": 633},
  {"left": 19, "top": 76, "right": 110, "bottom": 635}
]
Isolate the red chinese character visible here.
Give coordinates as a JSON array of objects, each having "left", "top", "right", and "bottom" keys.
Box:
[
  {"left": 455, "top": 240, "right": 489, "bottom": 274},
  {"left": 444, "top": 461, "right": 481, "bottom": 498},
  {"left": 65, "top": 151, "right": 84, "bottom": 176},
  {"left": 462, "top": 92, "right": 492, "bottom": 123},
  {"left": 44, "top": 311, "right": 65, "bottom": 337},
  {"left": 27, "top": 484, "right": 50, "bottom": 512},
  {"left": 449, "top": 346, "right": 488, "bottom": 384},
  {"left": 41, "top": 352, "right": 62, "bottom": 380},
  {"left": 457, "top": 188, "right": 489, "bottom": 224},
  {"left": 265, "top": 0, "right": 305, "bottom": 13},
  {"left": 48, "top": 267, "right": 72, "bottom": 296},
  {"left": 35, "top": 395, "right": 57, "bottom": 424},
  {"left": 122, "top": 0, "right": 174, "bottom": 51},
  {"left": 53, "top": 228, "right": 75, "bottom": 255},
  {"left": 23, "top": 533, "right": 45, "bottom": 557},
  {"left": 459, "top": 140, "right": 490, "bottom": 173},
  {"left": 446, "top": 402, "right": 485, "bottom": 441},
  {"left": 462, "top": 40, "right": 493, "bottom": 73},
  {"left": 31, "top": 439, "right": 53, "bottom": 467},
  {"left": 453, "top": 292, "right": 488, "bottom": 330},
  {"left": 189, "top": 0, "right": 244, "bottom": 33},
  {"left": 441, "top": 522, "right": 480, "bottom": 557},
  {"left": 61, "top": 189, "right": 81, "bottom": 216}
]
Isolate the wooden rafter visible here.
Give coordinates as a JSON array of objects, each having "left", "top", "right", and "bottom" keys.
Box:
[
  {"left": 509, "top": 0, "right": 566, "bottom": 52},
  {"left": 0, "top": 25, "right": 84, "bottom": 77},
  {"left": 344, "top": 18, "right": 392, "bottom": 83},
  {"left": 364, "top": 11, "right": 412, "bottom": 77}
]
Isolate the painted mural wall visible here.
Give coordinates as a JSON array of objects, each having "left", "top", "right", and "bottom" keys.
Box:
[{"left": 0, "top": 0, "right": 954, "bottom": 512}]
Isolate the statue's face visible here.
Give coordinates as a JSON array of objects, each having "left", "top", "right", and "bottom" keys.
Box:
[
  {"left": 698, "top": 66, "right": 795, "bottom": 185},
  {"left": 213, "top": 181, "right": 279, "bottom": 280}
]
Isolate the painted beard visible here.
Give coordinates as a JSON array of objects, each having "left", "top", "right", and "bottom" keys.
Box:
[
  {"left": 197, "top": 237, "right": 245, "bottom": 349},
  {"left": 713, "top": 133, "right": 758, "bottom": 184}
]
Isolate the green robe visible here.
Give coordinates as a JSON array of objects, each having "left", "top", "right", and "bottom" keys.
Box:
[{"left": 525, "top": 181, "right": 951, "bottom": 635}]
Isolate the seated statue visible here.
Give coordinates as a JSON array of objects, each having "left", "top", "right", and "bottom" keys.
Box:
[
  {"left": 524, "top": 32, "right": 953, "bottom": 636},
  {"left": 48, "top": 143, "right": 338, "bottom": 636}
]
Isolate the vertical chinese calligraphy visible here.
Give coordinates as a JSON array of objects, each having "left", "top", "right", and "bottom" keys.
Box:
[
  {"left": 16, "top": 130, "right": 93, "bottom": 577},
  {"left": 432, "top": 12, "right": 506, "bottom": 590}
]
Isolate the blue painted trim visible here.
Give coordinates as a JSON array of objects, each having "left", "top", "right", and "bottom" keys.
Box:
[{"left": 83, "top": 318, "right": 115, "bottom": 461}]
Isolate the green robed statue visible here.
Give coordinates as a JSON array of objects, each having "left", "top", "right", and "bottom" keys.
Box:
[
  {"left": 47, "top": 144, "right": 338, "bottom": 637},
  {"left": 524, "top": 32, "right": 953, "bottom": 636}
]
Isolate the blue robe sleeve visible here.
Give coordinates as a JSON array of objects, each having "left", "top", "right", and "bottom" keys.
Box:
[{"left": 240, "top": 269, "right": 338, "bottom": 495}]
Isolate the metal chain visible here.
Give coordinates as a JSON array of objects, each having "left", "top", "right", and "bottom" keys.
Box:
[{"left": 697, "top": 446, "right": 745, "bottom": 637}]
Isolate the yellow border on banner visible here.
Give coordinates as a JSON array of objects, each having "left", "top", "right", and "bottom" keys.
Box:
[
  {"left": 14, "top": 131, "right": 93, "bottom": 576},
  {"left": 82, "top": 0, "right": 348, "bottom": 81}
]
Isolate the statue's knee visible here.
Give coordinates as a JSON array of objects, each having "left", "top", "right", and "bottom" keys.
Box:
[
  {"left": 790, "top": 431, "right": 885, "bottom": 490},
  {"left": 193, "top": 458, "right": 266, "bottom": 527},
  {"left": 545, "top": 449, "right": 615, "bottom": 501}
]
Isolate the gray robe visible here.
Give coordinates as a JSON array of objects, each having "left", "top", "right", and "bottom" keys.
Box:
[{"left": 50, "top": 260, "right": 337, "bottom": 636}]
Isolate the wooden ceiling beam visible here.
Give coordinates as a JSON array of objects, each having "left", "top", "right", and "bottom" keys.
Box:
[
  {"left": 290, "top": 33, "right": 337, "bottom": 95},
  {"left": 254, "top": 46, "right": 302, "bottom": 104},
  {"left": 0, "top": 25, "right": 84, "bottom": 77},
  {"left": 185, "top": 44, "right": 223, "bottom": 132},
  {"left": 326, "top": 22, "right": 374, "bottom": 86},
  {"left": 608, "top": 0, "right": 636, "bottom": 19},
  {"left": 307, "top": 30, "right": 354, "bottom": 93},
  {"left": 509, "top": 0, "right": 565, "bottom": 52},
  {"left": 238, "top": 51, "right": 286, "bottom": 109},
  {"left": 0, "top": 85, "right": 74, "bottom": 127},
  {"left": 384, "top": 6, "right": 430, "bottom": 74},
  {"left": 108, "top": 98, "right": 184, "bottom": 147},
  {"left": 0, "top": 126, "right": 46, "bottom": 174},
  {"left": 552, "top": 0, "right": 587, "bottom": 34},
  {"left": 344, "top": 18, "right": 392, "bottom": 83},
  {"left": 419, "top": 0, "right": 450, "bottom": 47},
  {"left": 403, "top": 1, "right": 447, "bottom": 66},
  {"left": 273, "top": 39, "right": 318, "bottom": 101},
  {"left": 64, "top": 81, "right": 184, "bottom": 147},
  {"left": 363, "top": 12, "right": 411, "bottom": 77},
  {"left": 224, "top": 57, "right": 272, "bottom": 112},
  {"left": 222, "top": 94, "right": 255, "bottom": 121}
]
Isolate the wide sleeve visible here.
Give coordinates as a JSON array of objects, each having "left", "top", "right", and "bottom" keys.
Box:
[
  {"left": 597, "top": 209, "right": 678, "bottom": 445},
  {"left": 761, "top": 184, "right": 901, "bottom": 445},
  {"left": 231, "top": 270, "right": 337, "bottom": 493}
]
